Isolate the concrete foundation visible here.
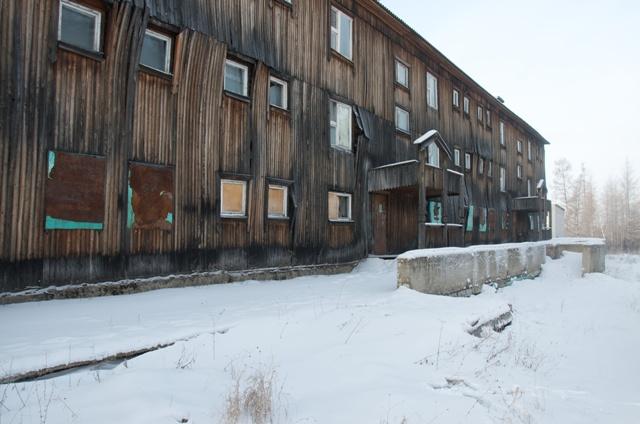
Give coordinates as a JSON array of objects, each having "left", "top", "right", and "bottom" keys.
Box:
[
  {"left": 546, "top": 238, "right": 606, "bottom": 275},
  {"left": 397, "top": 242, "right": 546, "bottom": 297}
]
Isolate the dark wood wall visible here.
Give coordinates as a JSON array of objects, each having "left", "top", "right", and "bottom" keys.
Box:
[{"left": 0, "top": 0, "right": 548, "bottom": 291}]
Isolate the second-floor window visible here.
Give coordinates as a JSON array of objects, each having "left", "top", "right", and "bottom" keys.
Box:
[
  {"left": 427, "top": 72, "right": 438, "bottom": 109},
  {"left": 517, "top": 140, "right": 523, "bottom": 153},
  {"left": 465, "top": 153, "right": 472, "bottom": 171},
  {"left": 488, "top": 160, "right": 493, "bottom": 177},
  {"left": 269, "top": 76, "right": 288, "bottom": 110},
  {"left": 58, "top": 0, "right": 102, "bottom": 52},
  {"left": 395, "top": 106, "right": 410, "bottom": 133},
  {"left": 500, "top": 167, "right": 506, "bottom": 192},
  {"left": 479, "top": 158, "right": 485, "bottom": 175},
  {"left": 500, "top": 121, "right": 506, "bottom": 145},
  {"left": 330, "top": 6, "right": 353, "bottom": 60},
  {"left": 140, "top": 29, "right": 172, "bottom": 74},
  {"left": 224, "top": 59, "right": 249, "bottom": 97},
  {"left": 330, "top": 100, "right": 352, "bottom": 150},
  {"left": 517, "top": 164, "right": 523, "bottom": 179},
  {"left": 527, "top": 178, "right": 532, "bottom": 197},
  {"left": 454, "top": 148, "right": 461, "bottom": 167},
  {"left": 395, "top": 60, "right": 409, "bottom": 88},
  {"left": 427, "top": 142, "right": 440, "bottom": 168}
]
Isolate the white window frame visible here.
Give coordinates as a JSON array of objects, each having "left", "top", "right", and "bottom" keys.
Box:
[
  {"left": 517, "top": 140, "right": 523, "bottom": 153},
  {"left": 224, "top": 59, "right": 249, "bottom": 97},
  {"left": 477, "top": 106, "right": 483, "bottom": 122},
  {"left": 453, "top": 89, "right": 460, "bottom": 108},
  {"left": 517, "top": 164, "right": 523, "bottom": 180},
  {"left": 500, "top": 167, "right": 506, "bottom": 192},
  {"left": 330, "top": 6, "right": 353, "bottom": 60},
  {"left": 269, "top": 76, "right": 288, "bottom": 110},
  {"left": 488, "top": 160, "right": 493, "bottom": 178},
  {"left": 454, "top": 148, "right": 461, "bottom": 167},
  {"left": 395, "top": 106, "right": 410, "bottom": 133},
  {"left": 479, "top": 158, "right": 484, "bottom": 175},
  {"left": 426, "top": 72, "right": 438, "bottom": 110},
  {"left": 58, "top": 0, "right": 102, "bottom": 52},
  {"left": 267, "top": 184, "right": 288, "bottom": 219},
  {"left": 220, "top": 179, "right": 247, "bottom": 218},
  {"left": 528, "top": 141, "right": 532, "bottom": 161},
  {"left": 328, "top": 191, "right": 352, "bottom": 222},
  {"left": 427, "top": 142, "right": 440, "bottom": 168},
  {"left": 141, "top": 29, "right": 173, "bottom": 74},
  {"left": 527, "top": 178, "right": 532, "bottom": 197},
  {"left": 395, "top": 60, "right": 409, "bottom": 88},
  {"left": 500, "top": 121, "right": 506, "bottom": 145},
  {"left": 465, "top": 153, "right": 472, "bottom": 171},
  {"left": 463, "top": 96, "right": 470, "bottom": 115},
  {"left": 330, "top": 99, "right": 352, "bottom": 150},
  {"left": 486, "top": 110, "right": 491, "bottom": 126}
]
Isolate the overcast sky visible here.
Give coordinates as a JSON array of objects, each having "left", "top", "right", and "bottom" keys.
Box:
[{"left": 380, "top": 0, "right": 640, "bottom": 193}]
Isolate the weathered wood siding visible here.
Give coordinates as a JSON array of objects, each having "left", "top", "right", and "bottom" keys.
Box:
[{"left": 0, "top": 0, "right": 548, "bottom": 291}]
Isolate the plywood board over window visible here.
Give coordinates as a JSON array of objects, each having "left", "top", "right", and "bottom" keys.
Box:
[
  {"left": 127, "top": 163, "right": 174, "bottom": 231},
  {"left": 45, "top": 151, "right": 106, "bottom": 230}
]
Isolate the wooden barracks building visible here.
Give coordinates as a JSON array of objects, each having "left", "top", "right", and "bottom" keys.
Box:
[{"left": 0, "top": 0, "right": 551, "bottom": 292}]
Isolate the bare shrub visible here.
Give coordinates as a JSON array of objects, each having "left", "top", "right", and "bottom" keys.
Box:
[{"left": 221, "top": 366, "right": 286, "bottom": 424}]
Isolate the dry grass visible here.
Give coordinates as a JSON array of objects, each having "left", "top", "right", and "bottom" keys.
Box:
[{"left": 221, "top": 366, "right": 286, "bottom": 424}]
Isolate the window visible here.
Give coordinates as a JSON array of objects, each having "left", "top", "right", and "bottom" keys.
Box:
[
  {"left": 486, "top": 110, "right": 491, "bottom": 127},
  {"left": 463, "top": 96, "right": 470, "bottom": 115},
  {"left": 328, "top": 192, "right": 352, "bottom": 222},
  {"left": 454, "top": 148, "right": 461, "bottom": 167},
  {"left": 140, "top": 29, "right": 172, "bottom": 74},
  {"left": 517, "top": 164, "right": 523, "bottom": 179},
  {"left": 500, "top": 167, "right": 506, "bottom": 192},
  {"left": 330, "top": 6, "right": 353, "bottom": 60},
  {"left": 58, "top": 0, "right": 102, "bottom": 52},
  {"left": 527, "top": 178, "right": 532, "bottom": 197},
  {"left": 221, "top": 179, "right": 247, "bottom": 217},
  {"left": 499, "top": 121, "right": 506, "bottom": 146},
  {"left": 477, "top": 106, "right": 483, "bottom": 122},
  {"left": 427, "top": 142, "right": 440, "bottom": 168},
  {"left": 466, "top": 205, "right": 474, "bottom": 232},
  {"left": 269, "top": 76, "right": 288, "bottom": 109},
  {"left": 479, "top": 208, "right": 488, "bottom": 233},
  {"left": 268, "top": 185, "right": 288, "bottom": 218},
  {"left": 428, "top": 201, "right": 443, "bottom": 224},
  {"left": 488, "top": 160, "right": 493, "bottom": 178},
  {"left": 465, "top": 153, "right": 472, "bottom": 171},
  {"left": 330, "top": 100, "right": 352, "bottom": 150},
  {"left": 395, "top": 60, "right": 409, "bottom": 88},
  {"left": 452, "top": 89, "right": 460, "bottom": 108},
  {"left": 517, "top": 140, "right": 523, "bottom": 153},
  {"left": 224, "top": 60, "right": 249, "bottom": 97},
  {"left": 528, "top": 141, "right": 532, "bottom": 161},
  {"left": 479, "top": 158, "right": 484, "bottom": 175},
  {"left": 426, "top": 72, "right": 438, "bottom": 109},
  {"left": 395, "top": 106, "right": 410, "bottom": 133}
]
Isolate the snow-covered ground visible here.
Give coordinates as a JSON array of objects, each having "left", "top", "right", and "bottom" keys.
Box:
[{"left": 1, "top": 253, "right": 639, "bottom": 423}]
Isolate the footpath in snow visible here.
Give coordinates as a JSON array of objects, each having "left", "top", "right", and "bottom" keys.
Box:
[{"left": 1, "top": 253, "right": 639, "bottom": 423}]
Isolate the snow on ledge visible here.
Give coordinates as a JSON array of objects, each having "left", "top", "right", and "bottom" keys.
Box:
[
  {"left": 398, "top": 241, "right": 547, "bottom": 260},
  {"left": 372, "top": 159, "right": 419, "bottom": 170},
  {"left": 549, "top": 237, "right": 605, "bottom": 246},
  {"left": 413, "top": 129, "right": 439, "bottom": 145}
]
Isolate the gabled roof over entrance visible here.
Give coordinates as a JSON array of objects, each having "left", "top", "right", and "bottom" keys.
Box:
[{"left": 413, "top": 130, "right": 452, "bottom": 160}]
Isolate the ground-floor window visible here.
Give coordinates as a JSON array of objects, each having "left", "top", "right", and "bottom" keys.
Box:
[
  {"left": 221, "top": 179, "right": 247, "bottom": 217},
  {"left": 427, "top": 200, "right": 442, "bottom": 224},
  {"left": 268, "top": 185, "right": 288, "bottom": 218},
  {"left": 328, "top": 191, "right": 352, "bottom": 222}
]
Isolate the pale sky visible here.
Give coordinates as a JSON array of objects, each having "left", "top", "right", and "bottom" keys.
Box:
[{"left": 380, "top": 0, "right": 640, "bottom": 193}]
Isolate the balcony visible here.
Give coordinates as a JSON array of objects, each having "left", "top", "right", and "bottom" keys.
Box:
[{"left": 512, "top": 196, "right": 551, "bottom": 212}]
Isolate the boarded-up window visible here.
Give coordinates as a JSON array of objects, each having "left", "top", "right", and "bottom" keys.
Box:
[
  {"left": 45, "top": 151, "right": 106, "bottom": 230},
  {"left": 268, "top": 185, "right": 288, "bottom": 218},
  {"left": 328, "top": 191, "right": 352, "bottom": 221},
  {"left": 221, "top": 179, "right": 247, "bottom": 217},
  {"left": 127, "top": 163, "right": 174, "bottom": 231}
]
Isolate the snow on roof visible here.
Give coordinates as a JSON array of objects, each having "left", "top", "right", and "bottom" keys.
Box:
[
  {"left": 413, "top": 129, "right": 439, "bottom": 145},
  {"left": 398, "top": 241, "right": 547, "bottom": 260},
  {"left": 537, "top": 179, "right": 545, "bottom": 190},
  {"left": 549, "top": 237, "right": 606, "bottom": 246},
  {"left": 447, "top": 169, "right": 464, "bottom": 177},
  {"left": 372, "top": 159, "right": 419, "bottom": 170}
]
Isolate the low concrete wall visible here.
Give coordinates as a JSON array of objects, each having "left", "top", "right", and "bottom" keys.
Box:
[
  {"left": 0, "top": 261, "right": 359, "bottom": 305},
  {"left": 546, "top": 238, "right": 606, "bottom": 274},
  {"left": 397, "top": 242, "right": 546, "bottom": 297}
]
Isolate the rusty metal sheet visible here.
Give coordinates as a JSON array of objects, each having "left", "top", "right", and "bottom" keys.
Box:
[
  {"left": 45, "top": 151, "right": 106, "bottom": 230},
  {"left": 127, "top": 163, "right": 174, "bottom": 231}
]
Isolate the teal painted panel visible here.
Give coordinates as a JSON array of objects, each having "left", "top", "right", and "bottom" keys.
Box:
[
  {"left": 466, "top": 205, "right": 474, "bottom": 232},
  {"left": 127, "top": 174, "right": 135, "bottom": 229},
  {"left": 45, "top": 216, "right": 103, "bottom": 230},
  {"left": 47, "top": 151, "right": 56, "bottom": 178},
  {"left": 166, "top": 212, "right": 174, "bottom": 224},
  {"left": 427, "top": 201, "right": 442, "bottom": 224}
]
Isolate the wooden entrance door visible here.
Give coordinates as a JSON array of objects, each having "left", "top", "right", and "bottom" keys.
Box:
[{"left": 371, "top": 194, "right": 388, "bottom": 255}]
